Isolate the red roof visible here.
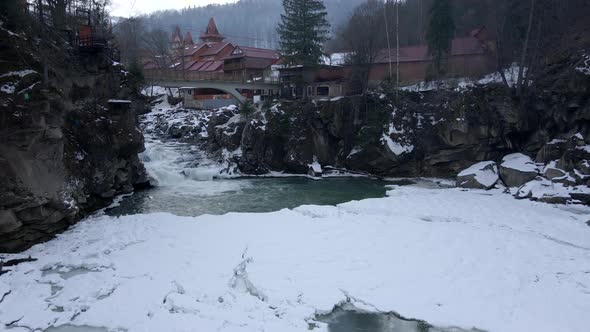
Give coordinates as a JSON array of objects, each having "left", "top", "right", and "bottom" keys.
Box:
[
  {"left": 184, "top": 31, "right": 194, "bottom": 45},
  {"left": 200, "top": 42, "right": 232, "bottom": 56},
  {"left": 374, "top": 37, "right": 487, "bottom": 64},
  {"left": 184, "top": 43, "right": 208, "bottom": 57},
  {"left": 204, "top": 61, "right": 224, "bottom": 72},
  {"left": 171, "top": 26, "right": 182, "bottom": 43},
  {"left": 186, "top": 60, "right": 224, "bottom": 72},
  {"left": 224, "top": 46, "right": 280, "bottom": 60},
  {"left": 200, "top": 17, "right": 225, "bottom": 41}
]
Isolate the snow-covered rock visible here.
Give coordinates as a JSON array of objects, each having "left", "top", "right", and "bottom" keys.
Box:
[
  {"left": 307, "top": 159, "right": 323, "bottom": 177},
  {"left": 499, "top": 153, "right": 539, "bottom": 188},
  {"left": 515, "top": 177, "right": 570, "bottom": 204},
  {"left": 456, "top": 161, "right": 499, "bottom": 190},
  {"left": 542, "top": 162, "right": 575, "bottom": 185},
  {"left": 535, "top": 139, "right": 567, "bottom": 164}
]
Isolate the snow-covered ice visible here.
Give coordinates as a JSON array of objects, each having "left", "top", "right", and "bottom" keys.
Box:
[{"left": 1, "top": 186, "right": 589, "bottom": 332}]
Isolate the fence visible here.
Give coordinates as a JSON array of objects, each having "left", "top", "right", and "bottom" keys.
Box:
[{"left": 145, "top": 69, "right": 280, "bottom": 85}]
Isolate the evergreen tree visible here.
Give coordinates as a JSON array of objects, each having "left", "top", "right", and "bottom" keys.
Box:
[
  {"left": 426, "top": 0, "right": 455, "bottom": 79},
  {"left": 278, "top": 0, "right": 330, "bottom": 66}
]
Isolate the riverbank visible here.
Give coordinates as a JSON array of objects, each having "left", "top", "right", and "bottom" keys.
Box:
[{"left": 1, "top": 185, "right": 589, "bottom": 332}]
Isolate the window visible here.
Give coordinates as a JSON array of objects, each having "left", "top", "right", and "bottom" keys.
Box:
[
  {"left": 316, "top": 86, "right": 329, "bottom": 96},
  {"left": 307, "top": 86, "right": 313, "bottom": 97}
]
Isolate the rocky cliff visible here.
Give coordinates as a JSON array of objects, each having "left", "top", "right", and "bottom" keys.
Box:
[
  {"left": 195, "top": 51, "right": 590, "bottom": 204},
  {"left": 0, "top": 21, "right": 148, "bottom": 252}
]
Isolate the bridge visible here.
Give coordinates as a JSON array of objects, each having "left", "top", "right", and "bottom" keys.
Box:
[{"left": 145, "top": 70, "right": 280, "bottom": 104}]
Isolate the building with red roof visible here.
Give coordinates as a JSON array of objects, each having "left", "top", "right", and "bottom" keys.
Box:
[
  {"left": 279, "top": 27, "right": 497, "bottom": 99},
  {"left": 144, "top": 18, "right": 282, "bottom": 108}
]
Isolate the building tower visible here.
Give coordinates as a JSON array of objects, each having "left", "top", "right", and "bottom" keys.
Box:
[{"left": 199, "top": 18, "right": 225, "bottom": 44}]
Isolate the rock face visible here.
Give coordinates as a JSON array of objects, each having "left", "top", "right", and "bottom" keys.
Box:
[
  {"left": 0, "top": 24, "right": 147, "bottom": 252},
  {"left": 206, "top": 71, "right": 589, "bottom": 180},
  {"left": 454, "top": 132, "right": 590, "bottom": 205},
  {"left": 499, "top": 153, "right": 539, "bottom": 188},
  {"left": 456, "top": 161, "right": 499, "bottom": 189}
]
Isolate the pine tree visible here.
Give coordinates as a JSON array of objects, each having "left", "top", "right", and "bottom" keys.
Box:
[
  {"left": 278, "top": 0, "right": 330, "bottom": 66},
  {"left": 426, "top": 0, "right": 455, "bottom": 79}
]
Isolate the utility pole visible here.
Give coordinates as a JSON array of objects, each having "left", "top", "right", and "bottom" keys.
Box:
[
  {"left": 396, "top": 0, "right": 400, "bottom": 96},
  {"left": 383, "top": 0, "right": 393, "bottom": 80}
]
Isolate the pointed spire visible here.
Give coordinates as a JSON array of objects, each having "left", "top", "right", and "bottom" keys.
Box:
[
  {"left": 184, "top": 31, "right": 194, "bottom": 45},
  {"left": 172, "top": 26, "right": 182, "bottom": 43},
  {"left": 207, "top": 18, "right": 220, "bottom": 35},
  {"left": 200, "top": 17, "right": 225, "bottom": 43}
]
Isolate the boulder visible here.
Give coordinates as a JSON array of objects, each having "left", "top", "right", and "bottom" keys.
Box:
[
  {"left": 515, "top": 177, "right": 570, "bottom": 203},
  {"left": 535, "top": 139, "right": 567, "bottom": 164},
  {"left": 456, "top": 161, "right": 499, "bottom": 190},
  {"left": 499, "top": 153, "right": 539, "bottom": 188},
  {"left": 542, "top": 163, "right": 576, "bottom": 185},
  {"left": 308, "top": 160, "right": 323, "bottom": 177},
  {"left": 543, "top": 165, "right": 567, "bottom": 180},
  {"left": 0, "top": 210, "right": 22, "bottom": 233}
]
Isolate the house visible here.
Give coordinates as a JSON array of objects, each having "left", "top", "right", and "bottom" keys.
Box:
[
  {"left": 144, "top": 18, "right": 281, "bottom": 109},
  {"left": 223, "top": 46, "right": 281, "bottom": 81},
  {"left": 278, "top": 27, "right": 497, "bottom": 99},
  {"left": 278, "top": 65, "right": 348, "bottom": 100},
  {"left": 365, "top": 27, "right": 496, "bottom": 86}
]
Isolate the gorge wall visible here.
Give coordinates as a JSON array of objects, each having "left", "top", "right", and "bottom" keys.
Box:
[
  {"left": 0, "top": 22, "right": 148, "bottom": 252},
  {"left": 149, "top": 50, "right": 590, "bottom": 205}
]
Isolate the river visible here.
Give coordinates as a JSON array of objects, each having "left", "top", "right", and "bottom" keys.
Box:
[
  {"left": 106, "top": 137, "right": 390, "bottom": 217},
  {"left": 100, "top": 111, "right": 475, "bottom": 332}
]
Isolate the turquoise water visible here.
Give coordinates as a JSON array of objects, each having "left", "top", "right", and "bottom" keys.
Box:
[{"left": 106, "top": 176, "right": 389, "bottom": 217}]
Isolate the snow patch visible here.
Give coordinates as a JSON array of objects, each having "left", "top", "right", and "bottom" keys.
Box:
[
  {"left": 458, "top": 161, "right": 499, "bottom": 188},
  {"left": 501, "top": 153, "right": 538, "bottom": 173},
  {"left": 575, "top": 54, "right": 590, "bottom": 76},
  {"left": 0, "top": 69, "right": 37, "bottom": 78},
  {"left": 382, "top": 134, "right": 414, "bottom": 156}
]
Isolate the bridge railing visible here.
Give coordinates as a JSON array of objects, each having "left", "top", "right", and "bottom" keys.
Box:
[{"left": 145, "top": 69, "right": 280, "bottom": 85}]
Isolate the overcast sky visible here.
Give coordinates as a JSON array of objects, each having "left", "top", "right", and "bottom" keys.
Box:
[{"left": 110, "top": 0, "right": 238, "bottom": 17}]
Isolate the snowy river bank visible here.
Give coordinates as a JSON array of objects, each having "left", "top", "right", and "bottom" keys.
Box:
[{"left": 1, "top": 184, "right": 589, "bottom": 332}]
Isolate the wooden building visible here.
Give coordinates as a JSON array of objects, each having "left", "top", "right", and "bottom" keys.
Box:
[
  {"left": 279, "top": 27, "right": 497, "bottom": 99},
  {"left": 144, "top": 18, "right": 281, "bottom": 108},
  {"left": 279, "top": 65, "right": 348, "bottom": 100},
  {"left": 365, "top": 27, "right": 496, "bottom": 86}
]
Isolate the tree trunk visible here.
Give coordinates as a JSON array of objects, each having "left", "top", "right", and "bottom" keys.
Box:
[
  {"left": 493, "top": 4, "right": 510, "bottom": 88},
  {"left": 517, "top": 0, "right": 536, "bottom": 96}
]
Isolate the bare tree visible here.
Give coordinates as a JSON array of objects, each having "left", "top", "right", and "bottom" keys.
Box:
[
  {"left": 341, "top": 0, "right": 385, "bottom": 94},
  {"left": 114, "top": 17, "right": 145, "bottom": 66},
  {"left": 142, "top": 29, "right": 172, "bottom": 70}
]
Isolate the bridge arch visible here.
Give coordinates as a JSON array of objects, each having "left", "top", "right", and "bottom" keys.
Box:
[{"left": 149, "top": 78, "right": 279, "bottom": 105}]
